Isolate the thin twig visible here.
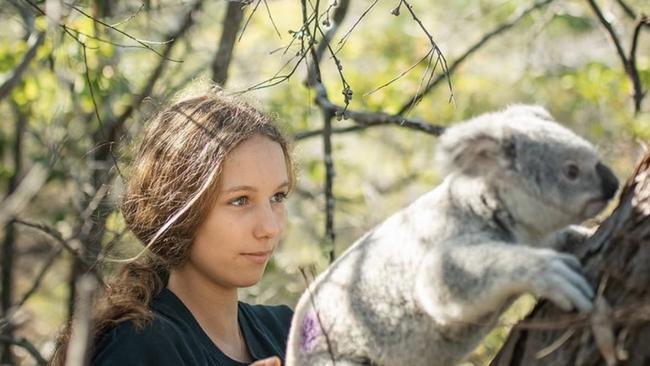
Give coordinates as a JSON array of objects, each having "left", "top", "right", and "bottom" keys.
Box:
[
  {"left": 239, "top": 0, "right": 263, "bottom": 42},
  {"left": 364, "top": 49, "right": 433, "bottom": 96},
  {"left": 81, "top": 47, "right": 124, "bottom": 181},
  {"left": 13, "top": 220, "right": 80, "bottom": 260},
  {"left": 0, "top": 335, "right": 47, "bottom": 365},
  {"left": 399, "top": 0, "right": 452, "bottom": 112},
  {"left": 333, "top": 0, "right": 380, "bottom": 55},
  {"left": 17, "top": 247, "right": 64, "bottom": 307},
  {"left": 66, "top": 2, "right": 181, "bottom": 61},
  {"left": 110, "top": 0, "right": 203, "bottom": 140},
  {"left": 0, "top": 165, "right": 49, "bottom": 229},
  {"left": 586, "top": 0, "right": 647, "bottom": 114},
  {"left": 0, "top": 31, "right": 44, "bottom": 102},
  {"left": 262, "top": 0, "right": 282, "bottom": 39},
  {"left": 299, "top": 268, "right": 337, "bottom": 364},
  {"left": 614, "top": 0, "right": 637, "bottom": 20},
  {"left": 109, "top": 3, "right": 145, "bottom": 27},
  {"left": 397, "top": 0, "right": 555, "bottom": 115}
]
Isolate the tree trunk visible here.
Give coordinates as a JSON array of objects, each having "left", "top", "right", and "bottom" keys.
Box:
[{"left": 491, "top": 151, "right": 650, "bottom": 366}]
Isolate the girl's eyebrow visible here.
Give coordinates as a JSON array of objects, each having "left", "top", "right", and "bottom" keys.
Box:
[{"left": 223, "top": 181, "right": 290, "bottom": 194}]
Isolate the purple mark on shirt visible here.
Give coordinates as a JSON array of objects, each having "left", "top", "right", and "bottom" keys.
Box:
[{"left": 299, "top": 308, "right": 321, "bottom": 353}]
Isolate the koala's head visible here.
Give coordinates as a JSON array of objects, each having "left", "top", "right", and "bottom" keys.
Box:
[{"left": 436, "top": 105, "right": 619, "bottom": 234}]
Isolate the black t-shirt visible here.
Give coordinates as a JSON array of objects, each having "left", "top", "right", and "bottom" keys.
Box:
[{"left": 91, "top": 288, "right": 293, "bottom": 365}]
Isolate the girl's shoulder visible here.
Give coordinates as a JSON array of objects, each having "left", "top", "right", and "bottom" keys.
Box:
[
  {"left": 91, "top": 313, "right": 197, "bottom": 365},
  {"left": 240, "top": 302, "right": 293, "bottom": 323}
]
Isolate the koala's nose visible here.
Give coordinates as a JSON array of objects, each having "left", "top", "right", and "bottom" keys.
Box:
[{"left": 596, "top": 162, "right": 619, "bottom": 199}]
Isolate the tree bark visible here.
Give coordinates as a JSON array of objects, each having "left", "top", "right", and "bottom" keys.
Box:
[{"left": 491, "top": 151, "right": 650, "bottom": 366}]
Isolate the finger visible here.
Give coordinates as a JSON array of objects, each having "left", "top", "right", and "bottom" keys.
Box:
[
  {"left": 556, "top": 253, "right": 583, "bottom": 273},
  {"left": 250, "top": 356, "right": 281, "bottom": 366},
  {"left": 551, "top": 260, "right": 595, "bottom": 299},
  {"left": 547, "top": 273, "right": 593, "bottom": 312}
]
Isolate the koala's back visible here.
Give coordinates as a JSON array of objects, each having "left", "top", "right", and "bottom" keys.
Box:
[{"left": 286, "top": 182, "right": 498, "bottom": 365}]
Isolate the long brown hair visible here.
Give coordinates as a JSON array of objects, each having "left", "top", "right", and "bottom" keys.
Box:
[{"left": 50, "top": 90, "right": 295, "bottom": 365}]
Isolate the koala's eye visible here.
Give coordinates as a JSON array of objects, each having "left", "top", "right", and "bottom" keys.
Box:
[{"left": 565, "top": 163, "right": 581, "bottom": 180}]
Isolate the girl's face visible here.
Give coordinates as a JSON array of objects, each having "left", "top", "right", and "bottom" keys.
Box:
[{"left": 189, "top": 134, "right": 289, "bottom": 289}]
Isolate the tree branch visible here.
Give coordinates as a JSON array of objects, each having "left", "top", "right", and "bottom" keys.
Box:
[
  {"left": 212, "top": 1, "right": 244, "bottom": 85},
  {"left": 17, "top": 246, "right": 64, "bottom": 307},
  {"left": 629, "top": 15, "right": 649, "bottom": 112},
  {"left": 64, "top": 275, "right": 98, "bottom": 366},
  {"left": 397, "top": 0, "right": 555, "bottom": 115},
  {"left": 586, "top": 0, "right": 647, "bottom": 114},
  {"left": 0, "top": 31, "right": 44, "bottom": 103},
  {"left": 0, "top": 165, "right": 49, "bottom": 229},
  {"left": 109, "top": 0, "right": 204, "bottom": 141},
  {"left": 585, "top": 0, "right": 629, "bottom": 73},
  {"left": 0, "top": 335, "right": 47, "bottom": 366}
]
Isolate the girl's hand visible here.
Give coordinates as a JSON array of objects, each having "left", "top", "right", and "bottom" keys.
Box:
[{"left": 250, "top": 356, "right": 281, "bottom": 366}]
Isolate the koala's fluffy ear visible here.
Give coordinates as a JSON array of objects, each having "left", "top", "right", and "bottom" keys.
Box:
[
  {"left": 504, "top": 104, "right": 552, "bottom": 121},
  {"left": 436, "top": 124, "right": 515, "bottom": 177}
]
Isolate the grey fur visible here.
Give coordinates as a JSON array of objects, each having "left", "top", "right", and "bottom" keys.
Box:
[{"left": 285, "top": 105, "right": 619, "bottom": 366}]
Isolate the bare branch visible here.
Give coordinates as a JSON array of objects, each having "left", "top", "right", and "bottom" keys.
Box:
[
  {"left": 299, "top": 268, "right": 337, "bottom": 364},
  {"left": 13, "top": 219, "right": 81, "bottom": 261},
  {"left": 20, "top": 0, "right": 174, "bottom": 57},
  {"left": 0, "top": 335, "right": 47, "bottom": 365},
  {"left": 81, "top": 47, "right": 124, "bottom": 181},
  {"left": 109, "top": 0, "right": 203, "bottom": 141},
  {"left": 66, "top": 2, "right": 182, "bottom": 62},
  {"left": 629, "top": 15, "right": 649, "bottom": 112},
  {"left": 17, "top": 247, "right": 64, "bottom": 307},
  {"left": 586, "top": 0, "right": 647, "bottom": 114},
  {"left": 397, "top": 0, "right": 452, "bottom": 114},
  {"left": 294, "top": 106, "right": 444, "bottom": 140},
  {"left": 212, "top": 1, "right": 244, "bottom": 85},
  {"left": 239, "top": 0, "right": 263, "bottom": 43},
  {"left": 0, "top": 165, "right": 49, "bottom": 229},
  {"left": 397, "top": 0, "right": 555, "bottom": 115},
  {"left": 65, "top": 275, "right": 98, "bottom": 366},
  {"left": 585, "top": 0, "right": 629, "bottom": 69},
  {"left": 614, "top": 0, "right": 637, "bottom": 20},
  {"left": 262, "top": 0, "right": 282, "bottom": 39},
  {"left": 317, "top": 89, "right": 444, "bottom": 132},
  {"left": 334, "top": 0, "right": 380, "bottom": 55},
  {"left": 109, "top": 3, "right": 145, "bottom": 28},
  {"left": 306, "top": 0, "right": 351, "bottom": 85},
  {"left": 0, "top": 31, "right": 44, "bottom": 103}
]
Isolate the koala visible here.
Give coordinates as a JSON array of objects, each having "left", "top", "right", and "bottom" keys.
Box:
[{"left": 285, "top": 105, "right": 619, "bottom": 366}]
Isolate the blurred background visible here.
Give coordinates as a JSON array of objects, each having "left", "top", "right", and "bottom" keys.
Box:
[{"left": 0, "top": 0, "right": 648, "bottom": 364}]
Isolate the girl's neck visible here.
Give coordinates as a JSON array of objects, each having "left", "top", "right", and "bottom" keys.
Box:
[{"left": 167, "top": 266, "right": 251, "bottom": 362}]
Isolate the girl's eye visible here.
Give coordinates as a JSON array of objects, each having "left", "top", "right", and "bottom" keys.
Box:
[
  {"left": 229, "top": 196, "right": 249, "bottom": 207},
  {"left": 271, "top": 192, "right": 288, "bottom": 204}
]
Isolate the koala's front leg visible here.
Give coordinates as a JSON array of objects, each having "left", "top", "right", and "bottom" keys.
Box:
[{"left": 414, "top": 242, "right": 594, "bottom": 326}]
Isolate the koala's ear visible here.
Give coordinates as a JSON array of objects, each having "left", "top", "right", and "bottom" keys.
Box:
[
  {"left": 505, "top": 104, "right": 553, "bottom": 121},
  {"left": 436, "top": 127, "right": 516, "bottom": 176}
]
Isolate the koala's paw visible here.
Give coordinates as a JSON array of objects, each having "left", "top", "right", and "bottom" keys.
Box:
[{"left": 526, "top": 249, "right": 594, "bottom": 312}]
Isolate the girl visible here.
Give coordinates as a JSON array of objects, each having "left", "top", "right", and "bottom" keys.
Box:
[{"left": 52, "top": 89, "right": 295, "bottom": 366}]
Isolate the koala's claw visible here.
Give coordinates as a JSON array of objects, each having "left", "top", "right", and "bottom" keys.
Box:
[{"left": 530, "top": 251, "right": 594, "bottom": 312}]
